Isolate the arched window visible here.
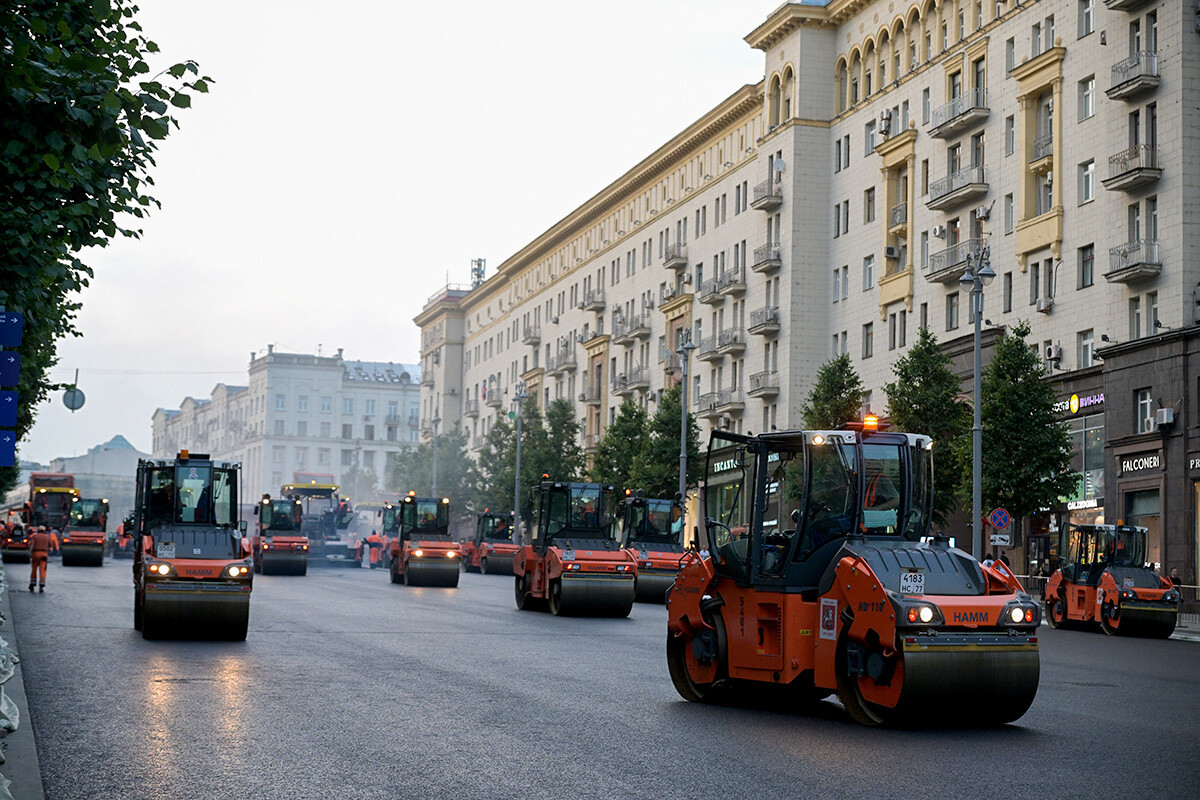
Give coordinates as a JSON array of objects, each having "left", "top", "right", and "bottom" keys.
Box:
[
  {"left": 849, "top": 51, "right": 861, "bottom": 104},
  {"left": 782, "top": 68, "right": 794, "bottom": 120},
  {"left": 836, "top": 60, "right": 849, "bottom": 113},
  {"left": 769, "top": 75, "right": 781, "bottom": 127}
]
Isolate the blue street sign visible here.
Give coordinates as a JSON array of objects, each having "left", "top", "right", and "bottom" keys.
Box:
[
  {"left": 0, "top": 430, "right": 13, "bottom": 467},
  {"left": 0, "top": 312, "right": 23, "bottom": 347},
  {"left": 0, "top": 391, "right": 15, "bottom": 427},
  {"left": 989, "top": 507, "right": 1010, "bottom": 530},
  {"left": 0, "top": 352, "right": 17, "bottom": 386}
]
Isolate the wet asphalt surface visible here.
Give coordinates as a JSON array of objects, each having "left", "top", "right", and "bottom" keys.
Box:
[{"left": 7, "top": 559, "right": 1200, "bottom": 800}]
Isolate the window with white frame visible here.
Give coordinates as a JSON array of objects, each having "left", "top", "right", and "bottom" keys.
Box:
[
  {"left": 862, "top": 323, "right": 874, "bottom": 358},
  {"left": 1079, "top": 76, "right": 1094, "bottom": 120},
  {"left": 1079, "top": 0, "right": 1094, "bottom": 38},
  {"left": 1005, "top": 115, "right": 1014, "bottom": 155},
  {"left": 1078, "top": 329, "right": 1094, "bottom": 368},
  {"left": 863, "top": 255, "right": 875, "bottom": 290},
  {"left": 275, "top": 394, "right": 286, "bottom": 411},
  {"left": 1079, "top": 160, "right": 1095, "bottom": 204},
  {"left": 1136, "top": 388, "right": 1154, "bottom": 433},
  {"left": 1004, "top": 193, "right": 1014, "bottom": 233},
  {"left": 946, "top": 293, "right": 960, "bottom": 330}
]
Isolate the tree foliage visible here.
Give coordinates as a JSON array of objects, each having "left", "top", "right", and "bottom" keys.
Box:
[
  {"left": 800, "top": 353, "right": 867, "bottom": 429},
  {"left": 1, "top": 1, "right": 211, "bottom": 489},
  {"left": 537, "top": 398, "right": 585, "bottom": 485},
  {"left": 883, "top": 326, "right": 971, "bottom": 525},
  {"left": 630, "top": 386, "right": 701, "bottom": 497},
  {"left": 471, "top": 415, "right": 516, "bottom": 514},
  {"left": 590, "top": 398, "right": 648, "bottom": 493},
  {"left": 979, "top": 320, "right": 1075, "bottom": 523},
  {"left": 386, "top": 424, "right": 472, "bottom": 504}
]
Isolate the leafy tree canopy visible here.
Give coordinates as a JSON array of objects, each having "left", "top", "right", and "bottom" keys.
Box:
[
  {"left": 386, "top": 423, "right": 472, "bottom": 506},
  {"left": 800, "top": 353, "right": 866, "bottom": 429},
  {"left": 630, "top": 386, "right": 701, "bottom": 497},
  {"left": 590, "top": 398, "right": 648, "bottom": 493}
]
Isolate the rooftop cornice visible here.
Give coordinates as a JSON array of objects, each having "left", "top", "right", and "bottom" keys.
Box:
[{"left": 744, "top": 1, "right": 872, "bottom": 49}]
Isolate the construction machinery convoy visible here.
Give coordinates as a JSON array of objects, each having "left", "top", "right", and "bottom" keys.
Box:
[
  {"left": 462, "top": 510, "right": 517, "bottom": 575},
  {"left": 132, "top": 451, "right": 253, "bottom": 640},
  {"left": 514, "top": 481, "right": 637, "bottom": 617},
  {"left": 620, "top": 492, "right": 685, "bottom": 603},
  {"left": 3, "top": 472, "right": 77, "bottom": 562},
  {"left": 280, "top": 480, "right": 355, "bottom": 564},
  {"left": 666, "top": 421, "right": 1042, "bottom": 726},
  {"left": 1045, "top": 523, "right": 1180, "bottom": 638},
  {"left": 61, "top": 496, "right": 109, "bottom": 566},
  {"left": 252, "top": 494, "right": 309, "bottom": 575},
  {"left": 388, "top": 493, "right": 461, "bottom": 587}
]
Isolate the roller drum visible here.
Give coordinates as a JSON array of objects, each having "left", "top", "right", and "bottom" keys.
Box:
[
  {"left": 634, "top": 572, "right": 677, "bottom": 604},
  {"left": 403, "top": 560, "right": 461, "bottom": 588},
  {"left": 142, "top": 585, "right": 250, "bottom": 641},
  {"left": 62, "top": 544, "right": 105, "bottom": 567},
  {"left": 480, "top": 553, "right": 514, "bottom": 576},
  {"left": 550, "top": 575, "right": 635, "bottom": 617},
  {"left": 1106, "top": 605, "right": 1177, "bottom": 638},
  {"left": 261, "top": 551, "right": 308, "bottom": 576}
]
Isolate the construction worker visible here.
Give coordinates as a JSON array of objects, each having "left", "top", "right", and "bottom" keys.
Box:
[
  {"left": 367, "top": 529, "right": 384, "bottom": 568},
  {"left": 29, "top": 525, "right": 55, "bottom": 592}
]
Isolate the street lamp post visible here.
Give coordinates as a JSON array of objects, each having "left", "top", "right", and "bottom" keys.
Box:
[
  {"left": 676, "top": 331, "right": 698, "bottom": 503},
  {"left": 513, "top": 382, "right": 528, "bottom": 545},
  {"left": 959, "top": 245, "right": 995, "bottom": 559},
  {"left": 430, "top": 411, "right": 441, "bottom": 497}
]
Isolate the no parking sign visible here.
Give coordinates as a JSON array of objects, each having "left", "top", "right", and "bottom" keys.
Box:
[{"left": 989, "top": 507, "right": 1010, "bottom": 530}]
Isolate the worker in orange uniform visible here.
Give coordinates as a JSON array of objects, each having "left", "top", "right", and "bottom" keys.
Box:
[
  {"left": 29, "top": 525, "right": 56, "bottom": 593},
  {"left": 366, "top": 530, "right": 384, "bottom": 569}
]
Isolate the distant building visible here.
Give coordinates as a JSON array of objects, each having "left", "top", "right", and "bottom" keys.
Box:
[
  {"left": 48, "top": 435, "right": 149, "bottom": 524},
  {"left": 152, "top": 345, "right": 422, "bottom": 502}
]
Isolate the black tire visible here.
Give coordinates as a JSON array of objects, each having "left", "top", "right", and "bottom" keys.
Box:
[
  {"left": 548, "top": 579, "right": 564, "bottom": 616},
  {"left": 1046, "top": 596, "right": 1066, "bottom": 629},
  {"left": 515, "top": 574, "right": 530, "bottom": 610},
  {"left": 480, "top": 557, "right": 489, "bottom": 575},
  {"left": 390, "top": 558, "right": 401, "bottom": 584},
  {"left": 835, "top": 635, "right": 888, "bottom": 727},
  {"left": 133, "top": 587, "right": 143, "bottom": 631},
  {"left": 1100, "top": 602, "right": 1119, "bottom": 636},
  {"left": 666, "top": 612, "right": 727, "bottom": 703}
]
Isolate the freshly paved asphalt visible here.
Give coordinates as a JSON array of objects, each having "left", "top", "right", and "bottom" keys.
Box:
[{"left": 6, "top": 560, "right": 1199, "bottom": 800}]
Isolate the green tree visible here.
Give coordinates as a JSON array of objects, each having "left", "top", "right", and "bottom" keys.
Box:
[
  {"left": 538, "top": 398, "right": 584, "bottom": 483},
  {"left": 800, "top": 353, "right": 867, "bottom": 429},
  {"left": 1, "top": 2, "right": 212, "bottom": 491},
  {"left": 471, "top": 415, "right": 516, "bottom": 513},
  {"left": 590, "top": 398, "right": 648, "bottom": 492},
  {"left": 386, "top": 424, "right": 473, "bottom": 504},
  {"left": 630, "top": 386, "right": 701, "bottom": 497},
  {"left": 883, "top": 326, "right": 971, "bottom": 525},
  {"left": 979, "top": 320, "right": 1075, "bottom": 527}
]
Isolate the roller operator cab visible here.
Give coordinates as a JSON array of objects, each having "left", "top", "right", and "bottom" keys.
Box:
[
  {"left": 621, "top": 493, "right": 686, "bottom": 603},
  {"left": 61, "top": 497, "right": 109, "bottom": 566},
  {"left": 280, "top": 482, "right": 353, "bottom": 563},
  {"left": 514, "top": 482, "right": 637, "bottom": 617},
  {"left": 1045, "top": 524, "right": 1179, "bottom": 638},
  {"left": 132, "top": 451, "right": 253, "bottom": 641},
  {"left": 111, "top": 512, "right": 137, "bottom": 559},
  {"left": 667, "top": 425, "right": 1041, "bottom": 727},
  {"left": 462, "top": 510, "right": 517, "bottom": 575},
  {"left": 388, "top": 494, "right": 460, "bottom": 587},
  {"left": 5, "top": 473, "right": 77, "bottom": 563},
  {"left": 252, "top": 494, "right": 308, "bottom": 575}
]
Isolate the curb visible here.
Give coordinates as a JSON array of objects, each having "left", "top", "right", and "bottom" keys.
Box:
[{"left": 0, "top": 567, "right": 46, "bottom": 800}]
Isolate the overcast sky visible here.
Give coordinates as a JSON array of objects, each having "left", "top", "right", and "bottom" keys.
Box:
[{"left": 21, "top": 0, "right": 781, "bottom": 464}]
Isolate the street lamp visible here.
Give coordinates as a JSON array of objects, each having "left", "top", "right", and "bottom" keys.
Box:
[
  {"left": 959, "top": 245, "right": 996, "bottom": 560},
  {"left": 676, "top": 330, "right": 698, "bottom": 503},
  {"left": 512, "top": 381, "right": 529, "bottom": 545},
  {"left": 430, "top": 411, "right": 441, "bottom": 497}
]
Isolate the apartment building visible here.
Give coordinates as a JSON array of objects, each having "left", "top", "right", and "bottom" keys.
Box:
[
  {"left": 416, "top": 0, "right": 1199, "bottom": 579},
  {"left": 152, "top": 345, "right": 422, "bottom": 502}
]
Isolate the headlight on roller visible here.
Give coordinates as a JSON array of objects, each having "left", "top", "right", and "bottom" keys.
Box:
[
  {"left": 226, "top": 564, "right": 249, "bottom": 577},
  {"left": 412, "top": 549, "right": 424, "bottom": 558},
  {"left": 445, "top": 551, "right": 458, "bottom": 558}
]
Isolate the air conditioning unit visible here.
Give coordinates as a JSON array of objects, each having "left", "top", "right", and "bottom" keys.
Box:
[
  {"left": 884, "top": 245, "right": 900, "bottom": 260},
  {"left": 1045, "top": 344, "right": 1062, "bottom": 361},
  {"left": 682, "top": 273, "right": 693, "bottom": 284},
  {"left": 1036, "top": 297, "right": 1053, "bottom": 313},
  {"left": 447, "top": 388, "right": 458, "bottom": 396},
  {"left": 551, "top": 316, "right": 559, "bottom": 324},
  {"left": 975, "top": 205, "right": 991, "bottom": 221},
  {"left": 932, "top": 225, "right": 947, "bottom": 239},
  {"left": 1156, "top": 407, "right": 1175, "bottom": 426},
  {"left": 879, "top": 109, "right": 893, "bottom": 135},
  {"left": 1143, "top": 416, "right": 1157, "bottom": 433},
  {"left": 578, "top": 393, "right": 587, "bottom": 403}
]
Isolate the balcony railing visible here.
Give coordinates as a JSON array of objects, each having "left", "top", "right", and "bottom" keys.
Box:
[
  {"left": 522, "top": 324, "right": 540, "bottom": 345},
  {"left": 926, "top": 238, "right": 984, "bottom": 283},
  {"left": 926, "top": 166, "right": 988, "bottom": 210},
  {"left": 715, "top": 388, "right": 745, "bottom": 411},
  {"left": 748, "top": 306, "right": 781, "bottom": 335},
  {"left": 889, "top": 202, "right": 908, "bottom": 229},
  {"left": 717, "top": 328, "right": 745, "bottom": 354},
  {"left": 750, "top": 179, "right": 783, "bottom": 211},
  {"left": 1103, "top": 144, "right": 1161, "bottom": 191},
  {"left": 696, "top": 336, "right": 721, "bottom": 361},
  {"left": 581, "top": 287, "right": 605, "bottom": 312},
  {"left": 696, "top": 391, "right": 719, "bottom": 413},
  {"left": 662, "top": 352, "right": 682, "bottom": 372},
  {"left": 1033, "top": 133, "right": 1054, "bottom": 161},
  {"left": 582, "top": 385, "right": 603, "bottom": 405},
  {"left": 485, "top": 391, "right": 503, "bottom": 409},
  {"left": 929, "top": 88, "right": 989, "bottom": 137},
  {"left": 1105, "top": 238, "right": 1161, "bottom": 283},
  {"left": 748, "top": 371, "right": 780, "bottom": 398},
  {"left": 612, "top": 365, "right": 649, "bottom": 397},
  {"left": 718, "top": 266, "right": 746, "bottom": 295},
  {"left": 421, "top": 373, "right": 435, "bottom": 387},
  {"left": 698, "top": 276, "right": 723, "bottom": 304},
  {"left": 463, "top": 400, "right": 479, "bottom": 418},
  {"left": 751, "top": 242, "right": 782, "bottom": 273},
  {"left": 1108, "top": 51, "right": 1160, "bottom": 99},
  {"left": 547, "top": 348, "right": 577, "bottom": 374},
  {"left": 664, "top": 242, "right": 688, "bottom": 271}
]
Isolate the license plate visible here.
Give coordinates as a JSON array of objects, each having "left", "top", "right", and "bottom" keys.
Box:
[
  {"left": 900, "top": 572, "right": 924, "bottom": 595},
  {"left": 157, "top": 543, "right": 175, "bottom": 559}
]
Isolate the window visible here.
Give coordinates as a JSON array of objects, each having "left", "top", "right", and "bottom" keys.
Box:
[
  {"left": 1079, "top": 244, "right": 1095, "bottom": 288},
  {"left": 835, "top": 141, "right": 843, "bottom": 172},
  {"left": 364, "top": 399, "right": 376, "bottom": 416},
  {"left": 1129, "top": 297, "right": 1142, "bottom": 339},
  {"left": 341, "top": 449, "right": 354, "bottom": 467},
  {"left": 318, "top": 448, "right": 329, "bottom": 465},
  {"left": 833, "top": 268, "right": 841, "bottom": 302},
  {"left": 272, "top": 446, "right": 284, "bottom": 463},
  {"left": 863, "top": 255, "right": 875, "bottom": 290},
  {"left": 920, "top": 302, "right": 928, "bottom": 330},
  {"left": 842, "top": 200, "right": 850, "bottom": 233},
  {"left": 1030, "top": 262, "right": 1041, "bottom": 305},
  {"left": 922, "top": 88, "right": 930, "bottom": 124},
  {"left": 1005, "top": 38, "right": 1015, "bottom": 73},
  {"left": 342, "top": 398, "right": 354, "bottom": 414},
  {"left": 1079, "top": 329, "right": 1095, "bottom": 368},
  {"left": 1003, "top": 272, "right": 1013, "bottom": 313},
  {"left": 275, "top": 394, "right": 286, "bottom": 411},
  {"left": 1147, "top": 291, "right": 1159, "bottom": 330},
  {"left": 865, "top": 121, "right": 876, "bottom": 155},
  {"left": 1079, "top": 0, "right": 1094, "bottom": 38},
  {"left": 833, "top": 204, "right": 841, "bottom": 237},
  {"left": 864, "top": 187, "right": 876, "bottom": 223},
  {"left": 321, "top": 396, "right": 332, "bottom": 413},
  {"left": 1032, "top": 22, "right": 1042, "bottom": 57},
  {"left": 1005, "top": 115, "right": 1014, "bottom": 155},
  {"left": 1079, "top": 76, "right": 1094, "bottom": 120},
  {"left": 1004, "top": 194, "right": 1014, "bottom": 233},
  {"left": 920, "top": 232, "right": 929, "bottom": 268},
  {"left": 297, "top": 421, "right": 307, "bottom": 437},
  {"left": 342, "top": 423, "right": 353, "bottom": 439},
  {"left": 889, "top": 313, "right": 898, "bottom": 351},
  {"left": 862, "top": 323, "right": 874, "bottom": 358},
  {"left": 364, "top": 424, "right": 375, "bottom": 441},
  {"left": 320, "top": 421, "right": 331, "bottom": 437},
  {"left": 841, "top": 265, "right": 849, "bottom": 300},
  {"left": 898, "top": 310, "right": 906, "bottom": 347},
  {"left": 298, "top": 395, "right": 309, "bottom": 412},
  {"left": 1079, "top": 160, "right": 1095, "bottom": 204},
  {"left": 1136, "top": 388, "right": 1154, "bottom": 433},
  {"left": 1147, "top": 195, "right": 1158, "bottom": 240},
  {"left": 946, "top": 293, "right": 960, "bottom": 330},
  {"left": 921, "top": 159, "right": 929, "bottom": 195},
  {"left": 274, "top": 420, "right": 285, "bottom": 435}
]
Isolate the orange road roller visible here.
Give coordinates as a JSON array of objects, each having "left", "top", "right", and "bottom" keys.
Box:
[
  {"left": 61, "top": 496, "right": 108, "bottom": 566},
  {"left": 388, "top": 493, "right": 461, "bottom": 587},
  {"left": 462, "top": 510, "right": 517, "bottom": 575},
  {"left": 621, "top": 492, "right": 686, "bottom": 603},
  {"left": 252, "top": 494, "right": 309, "bottom": 575}
]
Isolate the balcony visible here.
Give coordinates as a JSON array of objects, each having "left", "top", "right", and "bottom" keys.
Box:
[
  {"left": 1105, "top": 239, "right": 1161, "bottom": 283},
  {"left": 522, "top": 324, "right": 540, "bottom": 346},
  {"left": 748, "top": 306, "right": 781, "bottom": 336},
  {"left": 698, "top": 277, "right": 723, "bottom": 305},
  {"left": 471, "top": 436, "right": 486, "bottom": 450},
  {"left": 662, "top": 352, "right": 682, "bottom": 373},
  {"left": 485, "top": 391, "right": 503, "bottom": 409},
  {"left": 750, "top": 179, "right": 783, "bottom": 211},
  {"left": 717, "top": 328, "right": 746, "bottom": 356},
  {"left": 407, "top": 414, "right": 420, "bottom": 427},
  {"left": 584, "top": 433, "right": 599, "bottom": 452},
  {"left": 1102, "top": 145, "right": 1161, "bottom": 192},
  {"left": 612, "top": 373, "right": 634, "bottom": 397},
  {"left": 715, "top": 388, "right": 745, "bottom": 415},
  {"left": 546, "top": 348, "right": 577, "bottom": 375},
  {"left": 718, "top": 266, "right": 746, "bottom": 296},
  {"left": 463, "top": 400, "right": 479, "bottom": 418},
  {"left": 926, "top": 166, "right": 988, "bottom": 211},
  {"left": 696, "top": 391, "right": 720, "bottom": 419},
  {"left": 1108, "top": 51, "right": 1160, "bottom": 100},
  {"left": 385, "top": 413, "right": 402, "bottom": 424},
  {"left": 663, "top": 242, "right": 688, "bottom": 272},
  {"left": 612, "top": 314, "right": 650, "bottom": 345},
  {"left": 889, "top": 202, "right": 908, "bottom": 232},
  {"left": 612, "top": 365, "right": 650, "bottom": 397},
  {"left": 928, "top": 89, "right": 989, "bottom": 139},
  {"left": 925, "top": 238, "right": 984, "bottom": 284},
  {"left": 696, "top": 336, "right": 722, "bottom": 362},
  {"left": 421, "top": 373, "right": 435, "bottom": 387},
  {"left": 581, "top": 288, "right": 606, "bottom": 313},
  {"left": 747, "top": 371, "right": 780, "bottom": 399},
  {"left": 1104, "top": 0, "right": 1153, "bottom": 11},
  {"left": 751, "top": 242, "right": 782, "bottom": 274},
  {"left": 581, "top": 386, "right": 603, "bottom": 406},
  {"left": 1032, "top": 133, "right": 1054, "bottom": 163}
]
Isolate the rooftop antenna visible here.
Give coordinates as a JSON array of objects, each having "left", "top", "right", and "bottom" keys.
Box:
[{"left": 471, "top": 258, "right": 487, "bottom": 288}]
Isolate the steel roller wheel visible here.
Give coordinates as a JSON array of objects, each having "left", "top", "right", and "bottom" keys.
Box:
[
  {"left": 1046, "top": 596, "right": 1066, "bottom": 629},
  {"left": 390, "top": 558, "right": 401, "bottom": 584},
  {"left": 514, "top": 575, "right": 530, "bottom": 609},
  {"left": 480, "top": 557, "right": 490, "bottom": 575},
  {"left": 548, "top": 579, "right": 564, "bottom": 616},
  {"left": 835, "top": 635, "right": 889, "bottom": 726},
  {"left": 666, "top": 612, "right": 727, "bottom": 703},
  {"left": 1100, "top": 602, "right": 1119, "bottom": 636}
]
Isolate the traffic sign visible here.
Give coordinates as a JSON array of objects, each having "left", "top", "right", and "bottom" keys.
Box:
[
  {"left": 0, "top": 312, "right": 23, "bottom": 347},
  {"left": 0, "top": 391, "right": 15, "bottom": 427},
  {"left": 63, "top": 387, "right": 86, "bottom": 411},
  {"left": 988, "top": 507, "right": 1010, "bottom": 530},
  {"left": 990, "top": 533, "right": 1013, "bottom": 547},
  {"left": 0, "top": 430, "right": 13, "bottom": 468},
  {"left": 0, "top": 352, "right": 17, "bottom": 386}
]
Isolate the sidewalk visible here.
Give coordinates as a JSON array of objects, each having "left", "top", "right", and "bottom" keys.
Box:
[
  {"left": 1171, "top": 616, "right": 1200, "bottom": 643},
  {"left": 0, "top": 565, "right": 46, "bottom": 800}
]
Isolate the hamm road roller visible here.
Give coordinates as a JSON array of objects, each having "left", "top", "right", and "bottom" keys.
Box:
[
  {"left": 388, "top": 493, "right": 461, "bottom": 587},
  {"left": 514, "top": 481, "right": 637, "bottom": 617},
  {"left": 252, "top": 494, "right": 309, "bottom": 575},
  {"left": 132, "top": 451, "right": 253, "bottom": 640},
  {"left": 1045, "top": 523, "right": 1179, "bottom": 637},
  {"left": 462, "top": 510, "right": 517, "bottom": 575},
  {"left": 621, "top": 492, "right": 686, "bottom": 603},
  {"left": 667, "top": 422, "right": 1041, "bottom": 726},
  {"left": 61, "top": 496, "right": 108, "bottom": 566}
]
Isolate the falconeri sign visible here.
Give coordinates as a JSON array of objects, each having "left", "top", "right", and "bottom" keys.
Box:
[{"left": 1119, "top": 453, "right": 1160, "bottom": 474}]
